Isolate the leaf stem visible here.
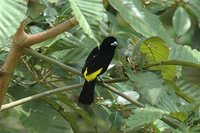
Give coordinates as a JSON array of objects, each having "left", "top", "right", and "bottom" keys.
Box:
[
  {"left": 160, "top": 117, "right": 179, "bottom": 129},
  {"left": 144, "top": 60, "right": 200, "bottom": 69}
]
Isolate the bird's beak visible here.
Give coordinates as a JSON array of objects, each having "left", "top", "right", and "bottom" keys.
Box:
[{"left": 111, "top": 41, "right": 118, "bottom": 46}]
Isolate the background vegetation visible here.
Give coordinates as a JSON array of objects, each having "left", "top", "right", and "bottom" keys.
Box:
[{"left": 0, "top": 0, "right": 200, "bottom": 132}]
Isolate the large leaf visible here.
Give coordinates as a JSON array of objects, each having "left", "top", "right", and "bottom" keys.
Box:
[
  {"left": 125, "top": 107, "right": 169, "bottom": 129},
  {"left": 176, "top": 79, "right": 200, "bottom": 101},
  {"left": 172, "top": 6, "right": 191, "bottom": 36},
  {"left": 169, "top": 45, "right": 200, "bottom": 64},
  {"left": 0, "top": 97, "right": 26, "bottom": 132},
  {"left": 69, "top": 0, "right": 105, "bottom": 44},
  {"left": 43, "top": 93, "right": 92, "bottom": 133},
  {"left": 126, "top": 68, "right": 167, "bottom": 105},
  {"left": 140, "top": 37, "right": 176, "bottom": 80},
  {"left": 187, "top": 0, "right": 200, "bottom": 27},
  {"left": 109, "top": 0, "right": 175, "bottom": 47},
  {"left": 47, "top": 32, "right": 95, "bottom": 65},
  {"left": 0, "top": 0, "right": 27, "bottom": 45},
  {"left": 6, "top": 84, "right": 73, "bottom": 133}
]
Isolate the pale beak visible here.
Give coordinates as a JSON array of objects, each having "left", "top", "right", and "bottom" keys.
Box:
[{"left": 111, "top": 41, "right": 118, "bottom": 46}]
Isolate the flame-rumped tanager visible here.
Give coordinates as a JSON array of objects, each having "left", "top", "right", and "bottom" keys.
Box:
[{"left": 79, "top": 36, "right": 118, "bottom": 105}]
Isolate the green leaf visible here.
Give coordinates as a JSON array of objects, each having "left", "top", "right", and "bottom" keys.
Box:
[
  {"left": 48, "top": 33, "right": 95, "bottom": 64},
  {"left": 187, "top": 0, "right": 200, "bottom": 26},
  {"left": 0, "top": 96, "right": 26, "bottom": 132},
  {"left": 107, "top": 112, "right": 123, "bottom": 130},
  {"left": 7, "top": 84, "right": 73, "bottom": 133},
  {"left": 168, "top": 45, "right": 200, "bottom": 83},
  {"left": 126, "top": 69, "right": 167, "bottom": 105},
  {"left": 126, "top": 70, "right": 188, "bottom": 120},
  {"left": 28, "top": 1, "right": 45, "bottom": 20},
  {"left": 165, "top": 80, "right": 194, "bottom": 103},
  {"left": 109, "top": 0, "right": 174, "bottom": 47},
  {"left": 140, "top": 37, "right": 176, "bottom": 80},
  {"left": 0, "top": 0, "right": 27, "bottom": 45},
  {"left": 125, "top": 107, "right": 169, "bottom": 129},
  {"left": 56, "top": 93, "right": 94, "bottom": 125},
  {"left": 43, "top": 97, "right": 82, "bottom": 133},
  {"left": 69, "top": 0, "right": 105, "bottom": 44},
  {"left": 147, "top": 0, "right": 174, "bottom": 7},
  {"left": 157, "top": 92, "right": 180, "bottom": 112},
  {"left": 170, "top": 111, "right": 187, "bottom": 122},
  {"left": 172, "top": 6, "right": 191, "bottom": 36},
  {"left": 20, "top": 100, "right": 73, "bottom": 133},
  {"left": 44, "top": 7, "right": 58, "bottom": 24},
  {"left": 176, "top": 79, "right": 200, "bottom": 101},
  {"left": 169, "top": 45, "right": 200, "bottom": 64}
]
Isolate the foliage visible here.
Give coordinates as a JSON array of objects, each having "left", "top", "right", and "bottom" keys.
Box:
[
  {"left": 0, "top": 0, "right": 27, "bottom": 45},
  {"left": 0, "top": 0, "right": 200, "bottom": 132}
]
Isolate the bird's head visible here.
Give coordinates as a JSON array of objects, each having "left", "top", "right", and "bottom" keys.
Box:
[{"left": 100, "top": 36, "right": 118, "bottom": 49}]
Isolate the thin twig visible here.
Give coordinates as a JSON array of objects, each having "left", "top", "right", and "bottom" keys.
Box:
[
  {"left": 1, "top": 78, "right": 128, "bottom": 112},
  {"left": 0, "top": 84, "right": 83, "bottom": 112},
  {"left": 101, "top": 83, "right": 145, "bottom": 108},
  {"left": 99, "top": 77, "right": 128, "bottom": 83},
  {"left": 21, "top": 57, "right": 38, "bottom": 81},
  {"left": 23, "top": 48, "right": 142, "bottom": 108},
  {"left": 160, "top": 117, "right": 179, "bottom": 129},
  {"left": 144, "top": 60, "right": 200, "bottom": 69},
  {"left": 23, "top": 48, "right": 82, "bottom": 76}
]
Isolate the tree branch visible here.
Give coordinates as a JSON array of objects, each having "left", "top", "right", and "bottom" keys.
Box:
[
  {"left": 98, "top": 77, "right": 128, "bottom": 83},
  {"left": 23, "top": 49, "right": 131, "bottom": 84},
  {"left": 0, "top": 78, "right": 128, "bottom": 112},
  {"left": 23, "top": 17, "right": 78, "bottom": 47},
  {"left": 23, "top": 48, "right": 142, "bottom": 108},
  {"left": 23, "top": 48, "right": 82, "bottom": 76},
  {"left": 0, "top": 17, "right": 78, "bottom": 108},
  {"left": 0, "top": 21, "right": 27, "bottom": 107}
]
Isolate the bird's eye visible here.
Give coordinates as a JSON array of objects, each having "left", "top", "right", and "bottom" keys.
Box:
[{"left": 111, "top": 41, "right": 118, "bottom": 46}]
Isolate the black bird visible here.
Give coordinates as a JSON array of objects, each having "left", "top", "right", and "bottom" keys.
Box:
[{"left": 79, "top": 36, "right": 118, "bottom": 105}]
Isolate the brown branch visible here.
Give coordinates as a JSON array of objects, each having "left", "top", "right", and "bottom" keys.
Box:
[
  {"left": 0, "top": 22, "right": 26, "bottom": 106},
  {"left": 0, "top": 47, "right": 23, "bottom": 107},
  {"left": 0, "top": 68, "right": 6, "bottom": 76},
  {"left": 23, "top": 17, "right": 78, "bottom": 47},
  {"left": 0, "top": 17, "right": 78, "bottom": 108}
]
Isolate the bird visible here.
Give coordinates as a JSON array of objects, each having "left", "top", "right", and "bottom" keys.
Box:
[{"left": 78, "top": 36, "right": 118, "bottom": 105}]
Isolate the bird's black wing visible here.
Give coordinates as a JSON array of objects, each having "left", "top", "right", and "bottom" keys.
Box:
[
  {"left": 82, "top": 47, "right": 99, "bottom": 74},
  {"left": 82, "top": 47, "right": 110, "bottom": 76}
]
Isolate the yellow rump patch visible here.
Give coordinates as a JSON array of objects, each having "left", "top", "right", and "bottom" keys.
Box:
[{"left": 84, "top": 67, "right": 103, "bottom": 82}]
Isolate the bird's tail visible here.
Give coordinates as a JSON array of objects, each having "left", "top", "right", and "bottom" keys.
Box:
[{"left": 79, "top": 79, "right": 96, "bottom": 105}]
